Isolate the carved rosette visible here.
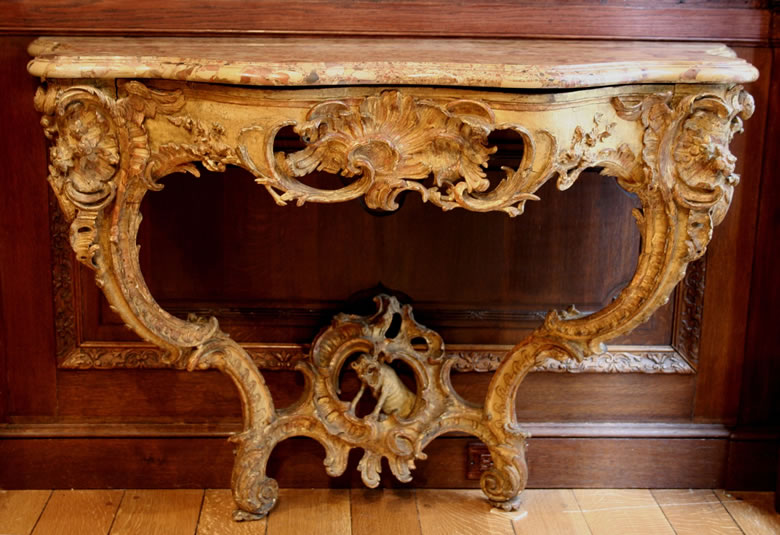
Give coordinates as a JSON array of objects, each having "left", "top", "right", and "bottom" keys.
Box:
[{"left": 35, "top": 80, "right": 753, "bottom": 520}]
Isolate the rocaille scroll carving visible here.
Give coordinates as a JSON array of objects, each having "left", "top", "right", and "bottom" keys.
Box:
[
  {"left": 36, "top": 80, "right": 752, "bottom": 520},
  {"left": 237, "top": 89, "right": 629, "bottom": 216}
]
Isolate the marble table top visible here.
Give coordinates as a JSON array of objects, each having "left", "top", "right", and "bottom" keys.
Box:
[{"left": 27, "top": 36, "right": 758, "bottom": 89}]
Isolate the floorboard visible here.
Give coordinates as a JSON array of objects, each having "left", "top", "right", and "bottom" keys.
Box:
[
  {"left": 573, "top": 489, "right": 675, "bottom": 535},
  {"left": 415, "top": 489, "right": 516, "bottom": 535},
  {"left": 0, "top": 490, "right": 51, "bottom": 535},
  {"left": 651, "top": 489, "right": 742, "bottom": 535},
  {"left": 715, "top": 490, "right": 780, "bottom": 535},
  {"left": 266, "top": 489, "right": 350, "bottom": 535},
  {"left": 350, "top": 488, "right": 422, "bottom": 535},
  {"left": 2, "top": 488, "right": 778, "bottom": 534},
  {"left": 512, "top": 489, "right": 591, "bottom": 535},
  {"left": 197, "top": 489, "right": 265, "bottom": 535},
  {"left": 108, "top": 489, "right": 203, "bottom": 535},
  {"left": 32, "top": 490, "right": 123, "bottom": 535}
]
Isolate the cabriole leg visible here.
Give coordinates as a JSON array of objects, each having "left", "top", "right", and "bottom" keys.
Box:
[{"left": 34, "top": 79, "right": 753, "bottom": 520}]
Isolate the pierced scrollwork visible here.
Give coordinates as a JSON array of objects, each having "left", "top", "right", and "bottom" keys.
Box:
[
  {"left": 277, "top": 91, "right": 500, "bottom": 210},
  {"left": 35, "top": 79, "right": 753, "bottom": 521},
  {"left": 184, "top": 295, "right": 528, "bottom": 517},
  {"left": 237, "top": 89, "right": 626, "bottom": 216}
]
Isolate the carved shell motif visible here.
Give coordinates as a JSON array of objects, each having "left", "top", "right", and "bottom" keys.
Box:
[{"left": 278, "top": 90, "right": 497, "bottom": 210}]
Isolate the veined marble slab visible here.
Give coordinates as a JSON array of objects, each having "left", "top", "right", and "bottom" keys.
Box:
[{"left": 27, "top": 36, "right": 758, "bottom": 89}]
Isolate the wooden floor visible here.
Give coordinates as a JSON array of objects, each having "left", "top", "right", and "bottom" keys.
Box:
[{"left": 0, "top": 488, "right": 778, "bottom": 535}]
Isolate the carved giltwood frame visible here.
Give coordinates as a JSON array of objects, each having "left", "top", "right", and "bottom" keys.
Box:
[{"left": 36, "top": 80, "right": 752, "bottom": 518}]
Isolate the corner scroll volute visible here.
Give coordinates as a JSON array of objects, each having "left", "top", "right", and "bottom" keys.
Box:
[{"left": 613, "top": 84, "right": 754, "bottom": 258}]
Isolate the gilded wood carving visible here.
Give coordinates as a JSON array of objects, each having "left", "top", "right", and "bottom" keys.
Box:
[{"left": 35, "top": 79, "right": 753, "bottom": 520}]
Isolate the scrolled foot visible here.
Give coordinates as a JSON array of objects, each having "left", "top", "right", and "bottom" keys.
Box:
[
  {"left": 233, "top": 507, "right": 272, "bottom": 522},
  {"left": 232, "top": 472, "right": 279, "bottom": 521},
  {"left": 479, "top": 443, "right": 528, "bottom": 511},
  {"left": 489, "top": 495, "right": 523, "bottom": 511}
]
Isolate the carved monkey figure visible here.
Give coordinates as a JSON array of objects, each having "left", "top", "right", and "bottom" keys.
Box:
[{"left": 349, "top": 354, "right": 416, "bottom": 420}]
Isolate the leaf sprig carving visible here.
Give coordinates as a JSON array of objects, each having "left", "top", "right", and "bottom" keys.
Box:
[{"left": 554, "top": 113, "right": 617, "bottom": 191}]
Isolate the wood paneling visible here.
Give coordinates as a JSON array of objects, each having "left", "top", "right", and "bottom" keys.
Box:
[
  {"left": 739, "top": 45, "right": 780, "bottom": 428},
  {"left": 693, "top": 45, "right": 772, "bottom": 424},
  {"left": 0, "top": 1, "right": 776, "bottom": 494},
  {"left": 80, "top": 168, "right": 650, "bottom": 347},
  {"left": 0, "top": 2, "right": 769, "bottom": 43},
  {"left": 0, "top": 36, "right": 57, "bottom": 418},
  {"left": 725, "top": 436, "right": 779, "bottom": 490},
  {"left": 51, "top": 369, "right": 694, "bottom": 423},
  {"left": 0, "top": 434, "right": 732, "bottom": 489},
  {"left": 0, "top": 266, "right": 8, "bottom": 424}
]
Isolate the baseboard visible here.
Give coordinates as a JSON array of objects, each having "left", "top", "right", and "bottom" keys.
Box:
[
  {"left": 0, "top": 421, "right": 731, "bottom": 439},
  {"left": 2, "top": 421, "right": 771, "bottom": 490}
]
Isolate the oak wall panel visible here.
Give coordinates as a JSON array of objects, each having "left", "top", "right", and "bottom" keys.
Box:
[
  {"left": 693, "top": 46, "right": 772, "bottom": 423},
  {"left": 1, "top": 1, "right": 769, "bottom": 43},
  {"left": 0, "top": 36, "right": 57, "bottom": 418}
]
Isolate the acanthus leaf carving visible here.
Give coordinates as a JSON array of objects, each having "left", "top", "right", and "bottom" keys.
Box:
[{"left": 553, "top": 112, "right": 616, "bottom": 191}]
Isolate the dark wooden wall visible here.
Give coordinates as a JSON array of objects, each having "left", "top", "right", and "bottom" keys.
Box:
[{"left": 0, "top": 1, "right": 777, "bottom": 491}]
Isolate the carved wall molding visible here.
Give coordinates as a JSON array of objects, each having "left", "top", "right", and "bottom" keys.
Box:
[
  {"left": 49, "top": 189, "right": 78, "bottom": 363},
  {"left": 34, "top": 74, "right": 753, "bottom": 520},
  {"left": 59, "top": 341, "right": 693, "bottom": 374},
  {"left": 451, "top": 346, "right": 694, "bottom": 374},
  {"left": 673, "top": 256, "right": 707, "bottom": 366}
]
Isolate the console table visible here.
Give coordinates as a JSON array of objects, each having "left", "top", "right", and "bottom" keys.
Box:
[{"left": 27, "top": 36, "right": 757, "bottom": 520}]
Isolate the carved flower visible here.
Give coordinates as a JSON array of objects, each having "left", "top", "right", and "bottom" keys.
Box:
[
  {"left": 281, "top": 91, "right": 496, "bottom": 210},
  {"left": 51, "top": 102, "right": 119, "bottom": 209}
]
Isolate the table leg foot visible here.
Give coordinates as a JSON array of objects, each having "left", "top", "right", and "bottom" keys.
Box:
[
  {"left": 479, "top": 440, "right": 529, "bottom": 511},
  {"left": 489, "top": 496, "right": 523, "bottom": 512},
  {"left": 233, "top": 508, "right": 273, "bottom": 522},
  {"left": 232, "top": 461, "right": 279, "bottom": 520}
]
